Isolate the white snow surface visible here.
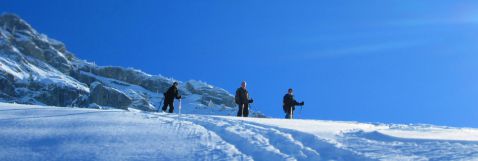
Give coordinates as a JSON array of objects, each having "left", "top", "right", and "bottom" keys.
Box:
[{"left": 0, "top": 103, "right": 477, "bottom": 161}]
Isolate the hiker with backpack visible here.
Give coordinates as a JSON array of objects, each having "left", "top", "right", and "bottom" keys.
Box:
[
  {"left": 283, "top": 88, "right": 304, "bottom": 119},
  {"left": 162, "top": 82, "right": 182, "bottom": 113},
  {"left": 235, "top": 81, "right": 253, "bottom": 117}
]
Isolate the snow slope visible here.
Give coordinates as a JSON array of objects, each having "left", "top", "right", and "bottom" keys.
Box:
[{"left": 1, "top": 103, "right": 477, "bottom": 161}]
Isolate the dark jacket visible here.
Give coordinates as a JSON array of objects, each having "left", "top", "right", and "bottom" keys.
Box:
[
  {"left": 164, "top": 85, "right": 181, "bottom": 102},
  {"left": 283, "top": 93, "right": 300, "bottom": 113},
  {"left": 235, "top": 87, "right": 249, "bottom": 105}
]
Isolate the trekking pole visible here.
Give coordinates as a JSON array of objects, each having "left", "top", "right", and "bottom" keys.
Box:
[
  {"left": 158, "top": 97, "right": 164, "bottom": 112},
  {"left": 290, "top": 107, "right": 293, "bottom": 119},
  {"left": 157, "top": 89, "right": 161, "bottom": 112},
  {"left": 178, "top": 99, "right": 182, "bottom": 120},
  {"left": 249, "top": 104, "right": 252, "bottom": 117},
  {"left": 241, "top": 104, "right": 244, "bottom": 117}
]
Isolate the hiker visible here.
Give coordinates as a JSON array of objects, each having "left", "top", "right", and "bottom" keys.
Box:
[
  {"left": 162, "top": 82, "right": 182, "bottom": 113},
  {"left": 235, "top": 81, "right": 253, "bottom": 117},
  {"left": 283, "top": 88, "right": 304, "bottom": 119}
]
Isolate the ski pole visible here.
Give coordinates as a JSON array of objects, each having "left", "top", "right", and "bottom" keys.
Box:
[
  {"left": 248, "top": 104, "right": 252, "bottom": 117},
  {"left": 290, "top": 107, "right": 293, "bottom": 119},
  {"left": 159, "top": 97, "right": 164, "bottom": 112},
  {"left": 241, "top": 104, "right": 244, "bottom": 117},
  {"left": 178, "top": 99, "right": 182, "bottom": 119}
]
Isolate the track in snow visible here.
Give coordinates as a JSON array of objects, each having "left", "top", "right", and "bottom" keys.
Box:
[
  {"left": 158, "top": 113, "right": 371, "bottom": 161},
  {"left": 1, "top": 103, "right": 478, "bottom": 161}
]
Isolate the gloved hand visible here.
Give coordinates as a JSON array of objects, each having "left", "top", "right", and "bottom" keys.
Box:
[
  {"left": 299, "top": 101, "right": 304, "bottom": 106},
  {"left": 249, "top": 99, "right": 254, "bottom": 103}
]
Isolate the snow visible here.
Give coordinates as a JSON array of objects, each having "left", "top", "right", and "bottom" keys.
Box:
[
  {"left": 0, "top": 56, "right": 25, "bottom": 78},
  {"left": 380, "top": 126, "right": 478, "bottom": 141},
  {"left": 0, "top": 50, "right": 89, "bottom": 93},
  {"left": 1, "top": 103, "right": 477, "bottom": 161},
  {"left": 13, "top": 32, "right": 31, "bottom": 42},
  {"left": 24, "top": 60, "right": 89, "bottom": 92},
  {"left": 0, "top": 21, "right": 89, "bottom": 94},
  {"left": 186, "top": 80, "right": 233, "bottom": 97},
  {"left": 0, "top": 27, "right": 12, "bottom": 44},
  {"left": 0, "top": 103, "right": 247, "bottom": 161},
  {"left": 187, "top": 80, "right": 215, "bottom": 89}
]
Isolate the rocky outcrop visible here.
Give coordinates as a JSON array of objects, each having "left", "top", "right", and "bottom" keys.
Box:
[
  {"left": 34, "top": 84, "right": 87, "bottom": 107},
  {"left": 70, "top": 70, "right": 100, "bottom": 86},
  {"left": 0, "top": 13, "right": 34, "bottom": 32},
  {"left": 0, "top": 13, "right": 266, "bottom": 117},
  {"left": 92, "top": 66, "right": 173, "bottom": 93},
  {"left": 89, "top": 82, "right": 132, "bottom": 110},
  {"left": 0, "top": 71, "right": 15, "bottom": 98},
  {"left": 131, "top": 98, "right": 156, "bottom": 112},
  {"left": 185, "top": 80, "right": 235, "bottom": 107},
  {"left": 1, "top": 13, "right": 72, "bottom": 74}
]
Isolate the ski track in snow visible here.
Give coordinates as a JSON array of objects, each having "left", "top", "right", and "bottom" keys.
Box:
[
  {"left": 0, "top": 104, "right": 248, "bottom": 161},
  {"left": 1, "top": 103, "right": 478, "bottom": 161},
  {"left": 164, "top": 114, "right": 369, "bottom": 161}
]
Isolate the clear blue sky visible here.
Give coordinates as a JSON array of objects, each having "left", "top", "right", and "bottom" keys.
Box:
[{"left": 2, "top": 0, "right": 477, "bottom": 127}]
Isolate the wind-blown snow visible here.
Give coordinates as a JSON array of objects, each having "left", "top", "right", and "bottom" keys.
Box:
[{"left": 0, "top": 103, "right": 477, "bottom": 161}]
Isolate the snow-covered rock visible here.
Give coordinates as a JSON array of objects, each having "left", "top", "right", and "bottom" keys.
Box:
[
  {"left": 0, "top": 71, "right": 15, "bottom": 98},
  {"left": 89, "top": 81, "right": 132, "bottom": 110},
  {"left": 186, "top": 80, "right": 236, "bottom": 107},
  {"left": 0, "top": 13, "right": 264, "bottom": 117}
]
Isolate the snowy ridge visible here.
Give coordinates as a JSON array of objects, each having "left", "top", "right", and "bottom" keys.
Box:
[
  {"left": 1, "top": 103, "right": 477, "bottom": 161},
  {"left": 0, "top": 13, "right": 265, "bottom": 117}
]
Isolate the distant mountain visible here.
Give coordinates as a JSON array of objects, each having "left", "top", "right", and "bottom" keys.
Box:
[{"left": 0, "top": 13, "right": 265, "bottom": 117}]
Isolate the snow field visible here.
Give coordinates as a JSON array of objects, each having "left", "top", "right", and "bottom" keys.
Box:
[{"left": 1, "top": 103, "right": 478, "bottom": 161}]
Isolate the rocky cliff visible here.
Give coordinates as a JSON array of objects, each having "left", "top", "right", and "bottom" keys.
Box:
[{"left": 0, "top": 13, "right": 265, "bottom": 117}]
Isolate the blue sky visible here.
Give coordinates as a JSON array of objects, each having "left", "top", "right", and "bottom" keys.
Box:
[{"left": 2, "top": 0, "right": 477, "bottom": 127}]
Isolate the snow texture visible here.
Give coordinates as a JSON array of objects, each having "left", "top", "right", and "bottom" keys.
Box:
[{"left": 1, "top": 103, "right": 477, "bottom": 161}]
